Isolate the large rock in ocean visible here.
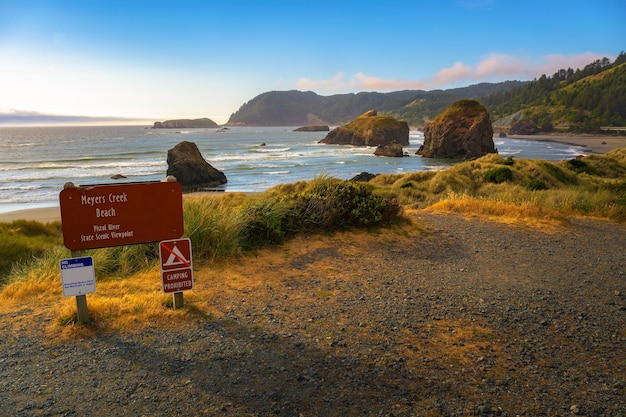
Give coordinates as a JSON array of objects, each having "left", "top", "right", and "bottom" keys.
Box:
[
  {"left": 166, "top": 141, "right": 227, "bottom": 192},
  {"left": 153, "top": 118, "right": 219, "bottom": 129},
  {"left": 374, "top": 141, "right": 406, "bottom": 157},
  {"left": 293, "top": 125, "right": 330, "bottom": 132},
  {"left": 319, "top": 110, "right": 409, "bottom": 146},
  {"left": 417, "top": 100, "right": 496, "bottom": 159}
]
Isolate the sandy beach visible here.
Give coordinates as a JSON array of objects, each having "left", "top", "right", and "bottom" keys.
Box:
[
  {"left": 507, "top": 133, "right": 626, "bottom": 155},
  {"left": 1, "top": 134, "right": 624, "bottom": 224},
  {"left": 0, "top": 206, "right": 61, "bottom": 223}
]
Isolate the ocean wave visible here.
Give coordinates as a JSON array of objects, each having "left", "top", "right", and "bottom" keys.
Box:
[
  {"left": 262, "top": 170, "right": 291, "bottom": 175},
  {"left": 5, "top": 142, "right": 36, "bottom": 147},
  {"left": 249, "top": 147, "right": 291, "bottom": 153},
  {"left": 499, "top": 149, "right": 522, "bottom": 156},
  {"left": 0, "top": 184, "right": 43, "bottom": 191}
]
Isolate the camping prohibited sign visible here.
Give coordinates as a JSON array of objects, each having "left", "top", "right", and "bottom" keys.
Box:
[{"left": 159, "top": 238, "right": 194, "bottom": 293}]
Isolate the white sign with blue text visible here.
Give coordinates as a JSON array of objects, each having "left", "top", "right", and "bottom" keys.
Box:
[{"left": 60, "top": 256, "right": 96, "bottom": 297}]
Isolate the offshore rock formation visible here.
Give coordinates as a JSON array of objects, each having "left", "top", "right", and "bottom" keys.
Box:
[
  {"left": 417, "top": 100, "right": 496, "bottom": 159},
  {"left": 374, "top": 141, "right": 406, "bottom": 157},
  {"left": 293, "top": 125, "right": 330, "bottom": 132},
  {"left": 319, "top": 110, "right": 409, "bottom": 146},
  {"left": 166, "top": 141, "right": 227, "bottom": 192},
  {"left": 153, "top": 118, "right": 219, "bottom": 129}
]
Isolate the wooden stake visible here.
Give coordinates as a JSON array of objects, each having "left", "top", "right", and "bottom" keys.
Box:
[
  {"left": 173, "top": 291, "right": 184, "bottom": 309},
  {"left": 75, "top": 294, "right": 89, "bottom": 324},
  {"left": 71, "top": 249, "right": 90, "bottom": 324}
]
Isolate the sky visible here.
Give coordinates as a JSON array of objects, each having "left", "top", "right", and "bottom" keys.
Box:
[{"left": 0, "top": 0, "right": 624, "bottom": 125}]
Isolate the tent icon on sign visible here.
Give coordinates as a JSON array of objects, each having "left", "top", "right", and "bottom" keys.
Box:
[
  {"left": 163, "top": 242, "right": 190, "bottom": 267},
  {"left": 159, "top": 238, "right": 192, "bottom": 271}
]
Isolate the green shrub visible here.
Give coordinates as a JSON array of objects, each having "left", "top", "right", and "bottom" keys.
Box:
[
  {"left": 483, "top": 167, "right": 513, "bottom": 184},
  {"left": 239, "top": 198, "right": 290, "bottom": 250},
  {"left": 502, "top": 156, "right": 515, "bottom": 166},
  {"left": 544, "top": 162, "right": 578, "bottom": 185},
  {"left": 283, "top": 177, "right": 401, "bottom": 233},
  {"left": 526, "top": 179, "right": 549, "bottom": 191},
  {"left": 567, "top": 158, "right": 597, "bottom": 175}
]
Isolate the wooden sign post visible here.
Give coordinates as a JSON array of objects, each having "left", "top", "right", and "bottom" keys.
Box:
[{"left": 71, "top": 249, "right": 89, "bottom": 324}]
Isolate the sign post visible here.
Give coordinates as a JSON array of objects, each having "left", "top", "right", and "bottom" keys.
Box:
[{"left": 159, "top": 238, "right": 194, "bottom": 309}]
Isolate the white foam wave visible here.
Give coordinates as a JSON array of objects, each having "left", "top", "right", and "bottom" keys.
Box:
[
  {"left": 262, "top": 170, "right": 290, "bottom": 175},
  {"left": 0, "top": 184, "right": 42, "bottom": 191}
]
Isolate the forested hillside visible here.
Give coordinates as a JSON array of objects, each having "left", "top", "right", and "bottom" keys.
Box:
[
  {"left": 483, "top": 52, "right": 626, "bottom": 132},
  {"left": 226, "top": 53, "right": 626, "bottom": 133}
]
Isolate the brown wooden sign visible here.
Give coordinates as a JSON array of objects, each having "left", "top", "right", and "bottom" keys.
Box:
[{"left": 60, "top": 181, "right": 184, "bottom": 250}]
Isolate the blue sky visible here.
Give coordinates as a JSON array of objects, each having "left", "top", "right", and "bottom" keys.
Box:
[{"left": 0, "top": 0, "right": 623, "bottom": 124}]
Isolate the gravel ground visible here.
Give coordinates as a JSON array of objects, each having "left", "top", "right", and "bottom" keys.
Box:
[{"left": 1, "top": 212, "right": 625, "bottom": 416}]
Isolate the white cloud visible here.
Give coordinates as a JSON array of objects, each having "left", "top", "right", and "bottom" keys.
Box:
[
  {"left": 473, "top": 53, "right": 532, "bottom": 78},
  {"left": 294, "top": 52, "right": 614, "bottom": 94},
  {"left": 354, "top": 72, "right": 429, "bottom": 91},
  {"left": 431, "top": 62, "right": 474, "bottom": 86},
  {"left": 296, "top": 72, "right": 349, "bottom": 92}
]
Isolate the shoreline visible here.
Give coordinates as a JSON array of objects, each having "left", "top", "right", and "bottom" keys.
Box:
[
  {"left": 2, "top": 134, "right": 624, "bottom": 223},
  {"left": 506, "top": 133, "right": 625, "bottom": 154}
]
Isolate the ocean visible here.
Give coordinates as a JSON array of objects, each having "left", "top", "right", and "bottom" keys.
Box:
[{"left": 0, "top": 125, "right": 589, "bottom": 214}]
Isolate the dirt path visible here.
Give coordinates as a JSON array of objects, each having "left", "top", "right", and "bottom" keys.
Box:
[{"left": 1, "top": 212, "right": 625, "bottom": 416}]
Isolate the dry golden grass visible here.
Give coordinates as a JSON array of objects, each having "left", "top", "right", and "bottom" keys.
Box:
[
  {"left": 420, "top": 194, "right": 570, "bottom": 232},
  {"left": 0, "top": 226, "right": 416, "bottom": 340}
]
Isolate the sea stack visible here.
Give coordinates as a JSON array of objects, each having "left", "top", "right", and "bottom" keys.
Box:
[
  {"left": 417, "top": 100, "right": 496, "bottom": 159},
  {"left": 166, "top": 141, "right": 227, "bottom": 192},
  {"left": 319, "top": 110, "right": 409, "bottom": 146}
]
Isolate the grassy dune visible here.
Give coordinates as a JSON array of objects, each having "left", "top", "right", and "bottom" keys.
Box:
[{"left": 1, "top": 148, "right": 624, "bottom": 333}]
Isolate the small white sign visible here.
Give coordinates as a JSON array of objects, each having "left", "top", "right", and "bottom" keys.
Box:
[{"left": 60, "top": 256, "right": 96, "bottom": 297}]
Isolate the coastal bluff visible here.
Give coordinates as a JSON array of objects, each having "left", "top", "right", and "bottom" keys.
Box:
[
  {"left": 319, "top": 110, "right": 409, "bottom": 146},
  {"left": 153, "top": 118, "right": 219, "bottom": 129}
]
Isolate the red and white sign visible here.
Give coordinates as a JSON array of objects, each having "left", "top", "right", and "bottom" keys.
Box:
[{"left": 159, "top": 238, "right": 194, "bottom": 293}]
